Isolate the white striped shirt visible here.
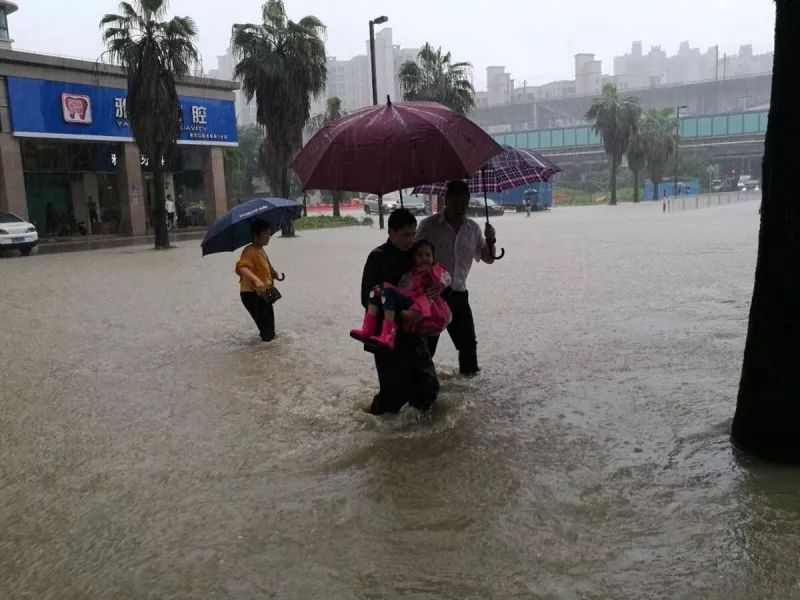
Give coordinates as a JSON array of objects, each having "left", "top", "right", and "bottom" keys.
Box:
[{"left": 416, "top": 214, "right": 486, "bottom": 292}]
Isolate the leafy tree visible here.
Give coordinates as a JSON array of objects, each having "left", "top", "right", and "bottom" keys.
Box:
[
  {"left": 398, "top": 43, "right": 474, "bottom": 114},
  {"left": 626, "top": 129, "right": 647, "bottom": 203},
  {"left": 306, "top": 97, "right": 347, "bottom": 216},
  {"left": 585, "top": 84, "right": 641, "bottom": 205},
  {"left": 641, "top": 108, "right": 677, "bottom": 200},
  {"left": 101, "top": 0, "right": 198, "bottom": 248},
  {"left": 225, "top": 124, "right": 265, "bottom": 200},
  {"left": 232, "top": 0, "right": 327, "bottom": 235}
]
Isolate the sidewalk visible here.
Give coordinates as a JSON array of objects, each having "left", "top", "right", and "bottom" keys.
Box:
[{"left": 34, "top": 227, "right": 207, "bottom": 255}]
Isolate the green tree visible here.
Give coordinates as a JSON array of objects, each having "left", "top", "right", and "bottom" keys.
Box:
[
  {"left": 641, "top": 108, "right": 677, "bottom": 201},
  {"left": 585, "top": 84, "right": 641, "bottom": 206},
  {"left": 731, "top": 0, "right": 800, "bottom": 463},
  {"left": 306, "top": 97, "right": 347, "bottom": 217},
  {"left": 398, "top": 43, "right": 475, "bottom": 114},
  {"left": 626, "top": 128, "right": 647, "bottom": 204},
  {"left": 225, "top": 125, "right": 265, "bottom": 199},
  {"left": 101, "top": 0, "right": 198, "bottom": 248},
  {"left": 307, "top": 96, "right": 343, "bottom": 136},
  {"left": 232, "top": 0, "right": 327, "bottom": 235}
]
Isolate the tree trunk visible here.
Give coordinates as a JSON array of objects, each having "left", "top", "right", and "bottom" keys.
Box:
[
  {"left": 279, "top": 164, "right": 295, "bottom": 237},
  {"left": 152, "top": 163, "right": 170, "bottom": 249},
  {"left": 632, "top": 169, "right": 640, "bottom": 203},
  {"left": 609, "top": 156, "right": 618, "bottom": 205},
  {"left": 730, "top": 0, "right": 800, "bottom": 463},
  {"left": 653, "top": 175, "right": 660, "bottom": 201},
  {"left": 333, "top": 191, "right": 341, "bottom": 218}
]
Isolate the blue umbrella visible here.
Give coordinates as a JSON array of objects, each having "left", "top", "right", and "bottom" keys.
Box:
[{"left": 201, "top": 197, "right": 303, "bottom": 256}]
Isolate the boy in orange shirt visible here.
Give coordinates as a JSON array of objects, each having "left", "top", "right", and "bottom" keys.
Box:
[{"left": 235, "top": 221, "right": 279, "bottom": 341}]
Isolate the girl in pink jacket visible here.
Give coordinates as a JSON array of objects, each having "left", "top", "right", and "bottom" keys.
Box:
[{"left": 351, "top": 240, "right": 452, "bottom": 350}]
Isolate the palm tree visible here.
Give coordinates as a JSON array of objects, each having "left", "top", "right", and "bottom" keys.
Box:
[
  {"left": 585, "top": 84, "right": 641, "bottom": 205},
  {"left": 232, "top": 0, "right": 327, "bottom": 235},
  {"left": 398, "top": 43, "right": 475, "bottom": 115},
  {"left": 626, "top": 127, "right": 647, "bottom": 204},
  {"left": 641, "top": 108, "right": 677, "bottom": 201},
  {"left": 731, "top": 0, "right": 800, "bottom": 463},
  {"left": 100, "top": 0, "right": 198, "bottom": 249},
  {"left": 307, "top": 96, "right": 343, "bottom": 137},
  {"left": 306, "top": 97, "right": 347, "bottom": 217}
]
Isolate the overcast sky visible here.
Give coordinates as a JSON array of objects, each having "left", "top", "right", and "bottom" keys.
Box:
[{"left": 12, "top": 0, "right": 776, "bottom": 89}]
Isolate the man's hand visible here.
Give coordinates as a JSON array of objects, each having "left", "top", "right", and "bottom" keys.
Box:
[{"left": 484, "top": 223, "right": 496, "bottom": 244}]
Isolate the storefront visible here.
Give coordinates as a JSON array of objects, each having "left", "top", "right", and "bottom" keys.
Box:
[{"left": 0, "top": 49, "right": 238, "bottom": 236}]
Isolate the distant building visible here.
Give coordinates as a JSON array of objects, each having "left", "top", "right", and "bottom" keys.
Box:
[
  {"left": 477, "top": 40, "right": 773, "bottom": 112},
  {"left": 208, "top": 47, "right": 257, "bottom": 127},
  {"left": 613, "top": 41, "right": 771, "bottom": 90},
  {"left": 209, "top": 27, "right": 421, "bottom": 125}
]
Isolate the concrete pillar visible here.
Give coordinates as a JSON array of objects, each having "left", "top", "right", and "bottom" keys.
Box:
[
  {"left": 117, "top": 142, "right": 146, "bottom": 236},
  {"left": 0, "top": 133, "right": 27, "bottom": 219},
  {"left": 203, "top": 146, "right": 227, "bottom": 223}
]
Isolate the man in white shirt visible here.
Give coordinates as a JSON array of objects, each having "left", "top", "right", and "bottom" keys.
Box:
[{"left": 416, "top": 180, "right": 498, "bottom": 375}]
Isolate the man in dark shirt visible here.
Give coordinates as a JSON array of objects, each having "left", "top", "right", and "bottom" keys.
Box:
[{"left": 360, "top": 209, "right": 439, "bottom": 414}]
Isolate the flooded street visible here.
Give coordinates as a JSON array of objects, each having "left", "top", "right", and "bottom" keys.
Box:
[{"left": 3, "top": 200, "right": 800, "bottom": 599}]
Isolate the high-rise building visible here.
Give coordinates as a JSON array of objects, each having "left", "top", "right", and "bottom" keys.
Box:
[
  {"left": 209, "top": 27, "right": 420, "bottom": 126},
  {"left": 207, "top": 47, "right": 257, "bottom": 127},
  {"left": 613, "top": 41, "right": 773, "bottom": 90},
  {"left": 477, "top": 40, "right": 773, "bottom": 112}
]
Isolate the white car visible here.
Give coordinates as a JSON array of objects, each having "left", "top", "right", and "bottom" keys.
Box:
[{"left": 0, "top": 211, "right": 38, "bottom": 256}]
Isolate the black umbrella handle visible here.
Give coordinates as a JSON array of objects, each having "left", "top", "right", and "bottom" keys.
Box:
[
  {"left": 493, "top": 247, "right": 505, "bottom": 260},
  {"left": 274, "top": 272, "right": 286, "bottom": 282}
]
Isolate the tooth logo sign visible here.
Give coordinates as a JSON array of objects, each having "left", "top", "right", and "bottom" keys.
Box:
[{"left": 61, "top": 93, "right": 93, "bottom": 124}]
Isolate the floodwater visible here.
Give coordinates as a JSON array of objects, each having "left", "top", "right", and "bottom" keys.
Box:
[{"left": 2, "top": 199, "right": 800, "bottom": 599}]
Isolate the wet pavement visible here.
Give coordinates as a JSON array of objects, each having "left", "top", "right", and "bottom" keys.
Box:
[{"left": 2, "top": 198, "right": 799, "bottom": 599}]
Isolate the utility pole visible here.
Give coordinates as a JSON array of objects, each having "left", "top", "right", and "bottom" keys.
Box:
[
  {"left": 674, "top": 105, "right": 688, "bottom": 198},
  {"left": 369, "top": 15, "right": 388, "bottom": 228}
]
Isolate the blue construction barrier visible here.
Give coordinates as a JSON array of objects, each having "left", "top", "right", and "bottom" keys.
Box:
[{"left": 643, "top": 180, "right": 701, "bottom": 200}]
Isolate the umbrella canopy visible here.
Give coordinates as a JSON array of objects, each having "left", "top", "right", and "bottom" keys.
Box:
[
  {"left": 292, "top": 99, "right": 503, "bottom": 196},
  {"left": 412, "top": 145, "right": 561, "bottom": 196},
  {"left": 201, "top": 197, "right": 302, "bottom": 256}
]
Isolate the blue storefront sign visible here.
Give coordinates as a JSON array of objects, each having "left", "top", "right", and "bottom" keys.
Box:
[{"left": 6, "top": 76, "right": 238, "bottom": 146}]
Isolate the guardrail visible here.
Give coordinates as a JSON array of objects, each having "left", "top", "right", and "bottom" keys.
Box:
[{"left": 665, "top": 190, "right": 761, "bottom": 213}]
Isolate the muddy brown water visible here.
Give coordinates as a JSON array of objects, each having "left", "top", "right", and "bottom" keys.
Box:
[{"left": 3, "top": 199, "right": 799, "bottom": 599}]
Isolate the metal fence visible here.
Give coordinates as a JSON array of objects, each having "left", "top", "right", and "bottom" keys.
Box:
[{"left": 666, "top": 190, "right": 761, "bottom": 213}]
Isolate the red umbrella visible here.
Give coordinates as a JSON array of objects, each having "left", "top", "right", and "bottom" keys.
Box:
[{"left": 292, "top": 98, "right": 503, "bottom": 196}]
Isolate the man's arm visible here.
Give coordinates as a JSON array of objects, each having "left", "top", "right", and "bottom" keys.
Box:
[
  {"left": 360, "top": 250, "right": 383, "bottom": 308},
  {"left": 479, "top": 222, "right": 497, "bottom": 264}
]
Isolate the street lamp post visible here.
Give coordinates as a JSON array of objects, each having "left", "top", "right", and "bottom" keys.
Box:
[
  {"left": 369, "top": 15, "right": 388, "bottom": 228},
  {"left": 369, "top": 16, "right": 388, "bottom": 106},
  {"left": 674, "top": 104, "right": 688, "bottom": 200}
]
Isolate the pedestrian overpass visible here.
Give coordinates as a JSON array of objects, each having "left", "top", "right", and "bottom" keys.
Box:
[{"left": 490, "top": 109, "right": 768, "bottom": 177}]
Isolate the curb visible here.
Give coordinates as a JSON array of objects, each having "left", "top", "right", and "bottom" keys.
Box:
[{"left": 33, "top": 230, "right": 207, "bottom": 255}]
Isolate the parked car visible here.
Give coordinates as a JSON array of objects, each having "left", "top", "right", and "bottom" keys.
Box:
[
  {"left": 467, "top": 197, "right": 504, "bottom": 218},
  {"left": 0, "top": 211, "right": 38, "bottom": 256},
  {"left": 364, "top": 192, "right": 427, "bottom": 216}
]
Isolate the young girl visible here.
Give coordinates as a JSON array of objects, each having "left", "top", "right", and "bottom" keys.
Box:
[
  {"left": 351, "top": 239, "right": 452, "bottom": 350},
  {"left": 236, "top": 221, "right": 280, "bottom": 342}
]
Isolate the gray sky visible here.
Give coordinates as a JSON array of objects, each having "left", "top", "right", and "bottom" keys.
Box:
[{"left": 13, "top": 0, "right": 775, "bottom": 89}]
